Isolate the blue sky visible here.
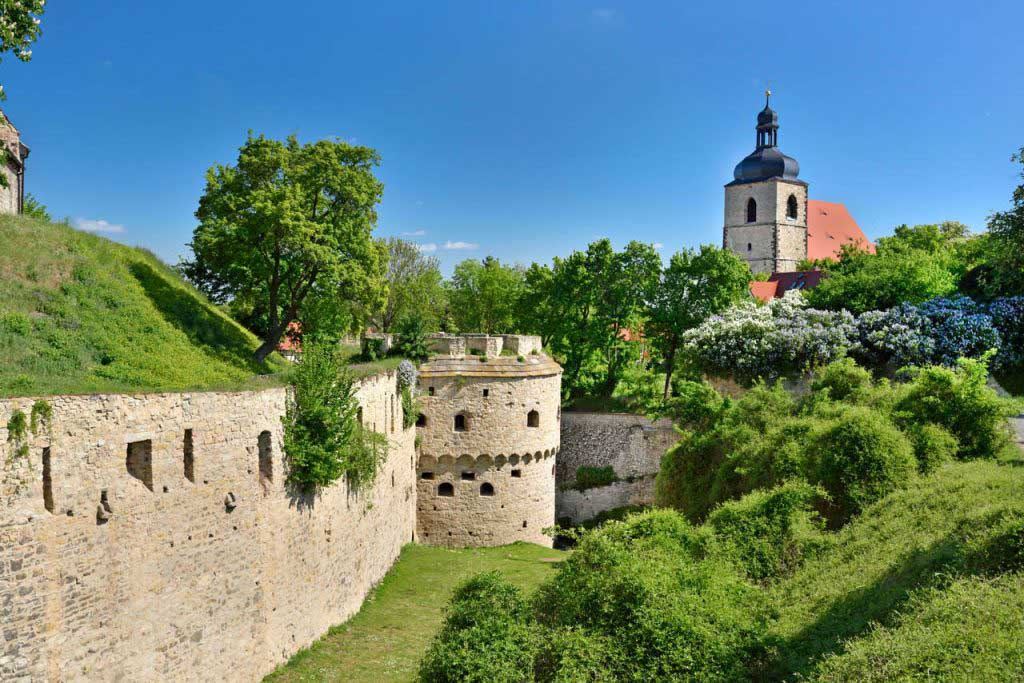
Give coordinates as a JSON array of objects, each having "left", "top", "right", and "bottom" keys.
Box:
[{"left": 5, "top": 1, "right": 1023, "bottom": 273}]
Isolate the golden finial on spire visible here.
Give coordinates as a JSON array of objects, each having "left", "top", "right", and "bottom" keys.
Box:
[{"left": 765, "top": 88, "right": 772, "bottom": 105}]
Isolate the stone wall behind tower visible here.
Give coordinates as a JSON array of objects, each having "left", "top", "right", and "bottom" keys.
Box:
[
  {"left": 0, "top": 372, "right": 416, "bottom": 682},
  {"left": 555, "top": 412, "right": 680, "bottom": 525}
]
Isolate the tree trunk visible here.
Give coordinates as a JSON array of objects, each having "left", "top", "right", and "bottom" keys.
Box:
[
  {"left": 253, "top": 324, "right": 286, "bottom": 363},
  {"left": 662, "top": 343, "right": 677, "bottom": 401}
]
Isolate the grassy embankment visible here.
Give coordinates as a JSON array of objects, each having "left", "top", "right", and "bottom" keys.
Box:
[
  {"left": 0, "top": 215, "right": 291, "bottom": 396},
  {"left": 766, "top": 451, "right": 1024, "bottom": 680},
  {"left": 0, "top": 216, "right": 402, "bottom": 397},
  {"left": 266, "top": 543, "right": 566, "bottom": 682}
]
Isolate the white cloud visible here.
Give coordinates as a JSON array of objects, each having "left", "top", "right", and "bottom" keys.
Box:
[
  {"left": 653, "top": 242, "right": 664, "bottom": 250},
  {"left": 444, "top": 240, "right": 478, "bottom": 251},
  {"left": 75, "top": 217, "right": 125, "bottom": 233},
  {"left": 416, "top": 243, "right": 438, "bottom": 253},
  {"left": 402, "top": 229, "right": 427, "bottom": 236}
]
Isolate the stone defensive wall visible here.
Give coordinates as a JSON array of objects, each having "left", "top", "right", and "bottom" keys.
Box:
[
  {"left": 0, "top": 371, "right": 416, "bottom": 682},
  {"left": 556, "top": 412, "right": 680, "bottom": 525},
  {"left": 414, "top": 338, "right": 561, "bottom": 547}
]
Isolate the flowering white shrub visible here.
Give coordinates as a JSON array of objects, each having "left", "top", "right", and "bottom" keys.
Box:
[
  {"left": 683, "top": 291, "right": 855, "bottom": 381},
  {"left": 397, "top": 359, "right": 418, "bottom": 389},
  {"left": 853, "top": 304, "right": 935, "bottom": 368}
]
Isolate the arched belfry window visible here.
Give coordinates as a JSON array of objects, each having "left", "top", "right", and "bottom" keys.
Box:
[
  {"left": 787, "top": 194, "right": 798, "bottom": 220},
  {"left": 746, "top": 198, "right": 757, "bottom": 223}
]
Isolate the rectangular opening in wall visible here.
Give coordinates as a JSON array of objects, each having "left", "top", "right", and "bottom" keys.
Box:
[
  {"left": 511, "top": 469, "right": 522, "bottom": 478},
  {"left": 482, "top": 388, "right": 489, "bottom": 397},
  {"left": 461, "top": 471, "right": 475, "bottom": 481},
  {"left": 126, "top": 440, "right": 154, "bottom": 491},
  {"left": 421, "top": 471, "right": 435, "bottom": 480},
  {"left": 42, "top": 447, "right": 54, "bottom": 513},
  {"left": 258, "top": 430, "right": 273, "bottom": 483},
  {"left": 183, "top": 429, "right": 194, "bottom": 483},
  {"left": 428, "top": 386, "right": 435, "bottom": 396}
]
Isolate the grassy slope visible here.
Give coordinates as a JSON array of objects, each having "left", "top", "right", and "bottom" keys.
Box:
[
  {"left": 767, "top": 455, "right": 1024, "bottom": 680},
  {"left": 0, "top": 215, "right": 290, "bottom": 396},
  {"left": 265, "top": 543, "right": 566, "bottom": 683}
]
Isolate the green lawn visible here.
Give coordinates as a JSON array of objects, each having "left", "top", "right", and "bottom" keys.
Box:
[{"left": 265, "top": 542, "right": 566, "bottom": 683}]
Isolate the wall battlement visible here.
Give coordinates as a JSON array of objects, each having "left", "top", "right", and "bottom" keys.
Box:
[{"left": 364, "top": 332, "right": 543, "bottom": 359}]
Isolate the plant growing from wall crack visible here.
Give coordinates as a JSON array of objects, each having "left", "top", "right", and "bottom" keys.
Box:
[
  {"left": 6, "top": 409, "right": 28, "bottom": 461},
  {"left": 284, "top": 340, "right": 386, "bottom": 489}
]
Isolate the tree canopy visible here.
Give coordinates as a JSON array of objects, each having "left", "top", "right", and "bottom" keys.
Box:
[
  {"left": 447, "top": 256, "right": 524, "bottom": 334},
  {"left": 184, "top": 133, "right": 386, "bottom": 361},
  {"left": 375, "top": 238, "right": 446, "bottom": 332},
  {"left": 648, "top": 245, "right": 751, "bottom": 398}
]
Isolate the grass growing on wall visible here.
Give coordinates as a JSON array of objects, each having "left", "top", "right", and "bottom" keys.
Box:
[
  {"left": 0, "top": 215, "right": 290, "bottom": 397},
  {"left": 265, "top": 543, "right": 565, "bottom": 683}
]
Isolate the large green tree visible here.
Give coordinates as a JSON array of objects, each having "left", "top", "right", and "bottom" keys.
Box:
[
  {"left": 965, "top": 148, "right": 1024, "bottom": 298},
  {"left": 807, "top": 229, "right": 959, "bottom": 314},
  {"left": 375, "top": 238, "right": 446, "bottom": 332},
  {"left": 649, "top": 245, "right": 751, "bottom": 399},
  {"left": 516, "top": 239, "right": 660, "bottom": 398},
  {"left": 184, "top": 134, "right": 386, "bottom": 362},
  {"left": 447, "top": 256, "right": 525, "bottom": 333}
]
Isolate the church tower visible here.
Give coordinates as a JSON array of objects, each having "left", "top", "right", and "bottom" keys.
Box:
[{"left": 723, "top": 92, "right": 807, "bottom": 274}]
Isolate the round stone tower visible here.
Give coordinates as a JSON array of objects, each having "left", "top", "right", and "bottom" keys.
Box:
[{"left": 413, "top": 334, "right": 561, "bottom": 547}]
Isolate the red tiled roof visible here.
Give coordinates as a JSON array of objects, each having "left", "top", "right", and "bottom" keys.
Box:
[
  {"left": 749, "top": 271, "right": 825, "bottom": 301},
  {"left": 807, "top": 200, "right": 875, "bottom": 261},
  {"left": 749, "top": 280, "right": 779, "bottom": 303},
  {"left": 278, "top": 321, "right": 302, "bottom": 352}
]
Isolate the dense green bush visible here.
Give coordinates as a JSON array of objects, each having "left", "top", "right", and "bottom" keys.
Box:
[
  {"left": 533, "top": 628, "right": 617, "bottom": 683},
  {"left": 393, "top": 314, "right": 432, "bottom": 361},
  {"left": 811, "top": 357, "right": 872, "bottom": 402},
  {"left": 906, "top": 423, "right": 958, "bottom": 474},
  {"left": 283, "top": 341, "right": 386, "bottom": 489},
  {"left": 532, "top": 510, "right": 766, "bottom": 682},
  {"left": 815, "top": 405, "right": 916, "bottom": 521},
  {"left": 418, "top": 572, "right": 537, "bottom": 683},
  {"left": 707, "top": 481, "right": 830, "bottom": 581},
  {"left": 893, "top": 356, "right": 1014, "bottom": 460},
  {"left": 566, "top": 465, "right": 617, "bottom": 491}
]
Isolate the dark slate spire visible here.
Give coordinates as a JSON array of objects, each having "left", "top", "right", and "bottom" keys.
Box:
[{"left": 729, "top": 90, "right": 802, "bottom": 186}]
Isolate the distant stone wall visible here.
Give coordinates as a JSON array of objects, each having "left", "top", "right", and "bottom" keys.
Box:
[
  {"left": 0, "top": 372, "right": 416, "bottom": 682},
  {"left": 556, "top": 412, "right": 679, "bottom": 525}
]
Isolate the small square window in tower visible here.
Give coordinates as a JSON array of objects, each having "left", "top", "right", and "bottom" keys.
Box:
[
  {"left": 482, "top": 388, "right": 489, "bottom": 397},
  {"left": 527, "top": 410, "right": 539, "bottom": 428},
  {"left": 428, "top": 386, "right": 435, "bottom": 396},
  {"left": 126, "top": 440, "right": 154, "bottom": 491},
  {"left": 438, "top": 482, "right": 454, "bottom": 497},
  {"left": 416, "top": 413, "right": 427, "bottom": 427},
  {"left": 258, "top": 430, "right": 273, "bottom": 483},
  {"left": 454, "top": 413, "right": 468, "bottom": 432}
]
